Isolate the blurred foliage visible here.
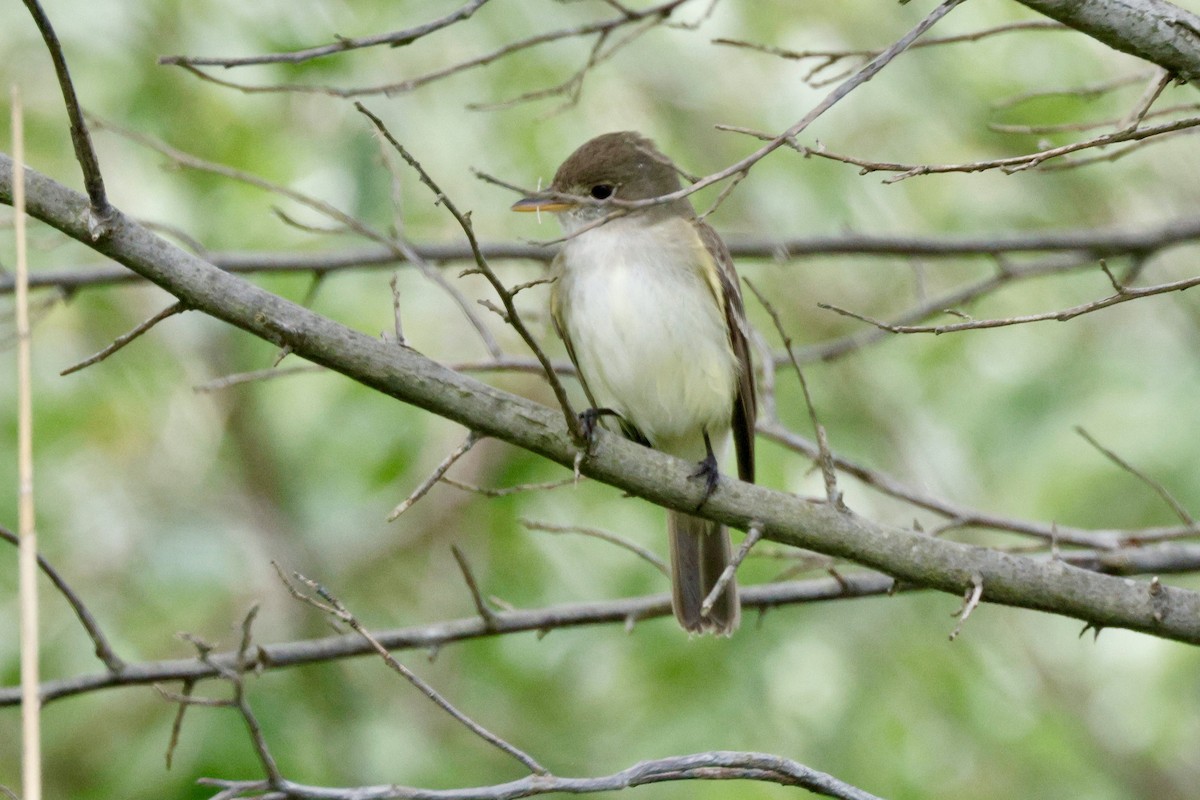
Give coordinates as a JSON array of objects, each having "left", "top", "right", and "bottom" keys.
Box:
[{"left": 3, "top": 0, "right": 1200, "bottom": 798}]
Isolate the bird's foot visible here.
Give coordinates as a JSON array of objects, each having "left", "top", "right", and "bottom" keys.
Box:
[
  {"left": 690, "top": 431, "right": 721, "bottom": 510},
  {"left": 579, "top": 407, "right": 620, "bottom": 447}
]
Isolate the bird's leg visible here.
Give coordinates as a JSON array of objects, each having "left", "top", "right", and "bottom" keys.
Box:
[{"left": 691, "top": 429, "right": 720, "bottom": 509}]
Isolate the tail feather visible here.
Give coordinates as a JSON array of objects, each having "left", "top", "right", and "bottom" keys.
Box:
[{"left": 668, "top": 510, "right": 740, "bottom": 635}]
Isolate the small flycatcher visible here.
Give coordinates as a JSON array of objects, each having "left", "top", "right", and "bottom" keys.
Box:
[{"left": 512, "top": 131, "right": 756, "bottom": 634}]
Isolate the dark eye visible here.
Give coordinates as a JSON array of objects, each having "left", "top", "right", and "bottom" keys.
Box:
[{"left": 589, "top": 184, "right": 614, "bottom": 200}]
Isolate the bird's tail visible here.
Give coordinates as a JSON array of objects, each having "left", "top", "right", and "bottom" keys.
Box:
[{"left": 668, "top": 510, "right": 740, "bottom": 635}]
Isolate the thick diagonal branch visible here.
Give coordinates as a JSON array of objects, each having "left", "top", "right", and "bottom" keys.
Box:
[{"left": 3, "top": 153, "right": 1200, "bottom": 649}]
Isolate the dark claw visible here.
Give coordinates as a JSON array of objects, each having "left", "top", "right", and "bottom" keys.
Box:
[{"left": 690, "top": 430, "right": 721, "bottom": 510}]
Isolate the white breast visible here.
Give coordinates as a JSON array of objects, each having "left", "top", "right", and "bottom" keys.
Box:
[{"left": 557, "top": 215, "right": 738, "bottom": 459}]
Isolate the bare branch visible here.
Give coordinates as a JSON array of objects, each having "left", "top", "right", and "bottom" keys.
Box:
[
  {"left": 20, "top": 0, "right": 113, "bottom": 234},
  {"left": 0, "top": 524, "right": 125, "bottom": 672},
  {"left": 159, "top": 0, "right": 493, "bottom": 67},
  {"left": 744, "top": 278, "right": 840, "bottom": 505},
  {"left": 1076, "top": 426, "right": 1195, "bottom": 526},
  {"left": 59, "top": 300, "right": 186, "bottom": 376},
  {"left": 164, "top": 1, "right": 691, "bottom": 99},
  {"left": 730, "top": 114, "right": 1200, "bottom": 181},
  {"left": 9, "top": 217, "right": 1200, "bottom": 297},
  {"left": 91, "top": 117, "right": 504, "bottom": 357},
  {"left": 281, "top": 570, "right": 547, "bottom": 775},
  {"left": 702, "top": 523, "right": 763, "bottom": 617},
  {"left": 356, "top": 104, "right": 584, "bottom": 442},
  {"left": 521, "top": 518, "right": 671, "bottom": 576},
  {"left": 450, "top": 545, "right": 499, "bottom": 627},
  {"left": 387, "top": 431, "right": 481, "bottom": 521},
  {"left": 202, "top": 750, "right": 886, "bottom": 800},
  {"left": 818, "top": 266, "right": 1200, "bottom": 333}
]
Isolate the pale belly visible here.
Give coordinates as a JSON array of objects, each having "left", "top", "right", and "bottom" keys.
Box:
[{"left": 558, "top": 219, "right": 738, "bottom": 457}]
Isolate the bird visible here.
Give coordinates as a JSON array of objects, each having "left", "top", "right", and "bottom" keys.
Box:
[{"left": 511, "top": 131, "right": 756, "bottom": 634}]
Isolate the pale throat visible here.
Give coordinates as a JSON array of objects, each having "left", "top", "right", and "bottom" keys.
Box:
[{"left": 555, "top": 213, "right": 739, "bottom": 460}]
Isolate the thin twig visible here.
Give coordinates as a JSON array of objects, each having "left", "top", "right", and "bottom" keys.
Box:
[
  {"left": 59, "top": 301, "right": 187, "bottom": 376},
  {"left": 192, "top": 364, "right": 326, "bottom": 393},
  {"left": 744, "top": 278, "right": 840, "bottom": 505},
  {"left": 1076, "top": 426, "right": 1195, "bottom": 526},
  {"left": 91, "top": 117, "right": 503, "bottom": 357},
  {"left": 0, "top": 525, "right": 125, "bottom": 672},
  {"left": 280, "top": 569, "right": 548, "bottom": 775},
  {"left": 521, "top": 518, "right": 670, "bottom": 576},
  {"left": 159, "top": 0, "right": 493, "bottom": 67},
  {"left": 19, "top": 0, "right": 112, "bottom": 235},
  {"left": 389, "top": 272, "right": 406, "bottom": 346},
  {"left": 779, "top": 115, "right": 1200, "bottom": 181},
  {"left": 992, "top": 72, "right": 1152, "bottom": 110},
  {"left": 820, "top": 266, "right": 1200, "bottom": 334},
  {"left": 162, "top": 678, "right": 195, "bottom": 769},
  {"left": 355, "top": 104, "right": 584, "bottom": 441},
  {"left": 701, "top": 523, "right": 763, "bottom": 617},
  {"left": 486, "top": 0, "right": 969, "bottom": 219},
  {"left": 1117, "top": 68, "right": 1173, "bottom": 132},
  {"left": 441, "top": 476, "right": 576, "bottom": 498},
  {"left": 450, "top": 545, "right": 498, "bottom": 627},
  {"left": 163, "top": 1, "right": 689, "bottom": 100},
  {"left": 388, "top": 431, "right": 481, "bottom": 521}
]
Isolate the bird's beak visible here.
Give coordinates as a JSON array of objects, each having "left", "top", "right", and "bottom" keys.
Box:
[{"left": 511, "top": 195, "right": 575, "bottom": 213}]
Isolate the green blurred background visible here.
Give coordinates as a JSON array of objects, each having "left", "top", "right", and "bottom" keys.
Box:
[{"left": 3, "top": 0, "right": 1200, "bottom": 797}]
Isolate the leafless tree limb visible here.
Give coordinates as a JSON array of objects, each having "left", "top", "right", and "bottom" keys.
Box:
[
  {"left": 162, "top": 0, "right": 693, "bottom": 99},
  {"left": 755, "top": 421, "right": 1200, "bottom": 550},
  {"left": 355, "top": 103, "right": 583, "bottom": 442},
  {"left": 9, "top": 537, "right": 1200, "bottom": 711},
  {"left": 521, "top": 518, "right": 671, "bottom": 576},
  {"left": 198, "top": 750, "right": 886, "bottom": 800},
  {"left": 715, "top": 20, "right": 1067, "bottom": 86},
  {"left": 388, "top": 431, "right": 481, "bottom": 520},
  {"left": 19, "top": 0, "right": 113, "bottom": 234},
  {"left": 0, "top": 523, "right": 125, "bottom": 672},
  {"left": 90, "top": 116, "right": 504, "bottom": 358},
  {"left": 818, "top": 265, "right": 1200, "bottom": 333},
  {"left": 1075, "top": 426, "right": 1195, "bottom": 526},
  {"left": 59, "top": 300, "right": 186, "bottom": 376},
  {"left": 159, "top": 0, "right": 494, "bottom": 68},
  {"left": 8, "top": 217, "right": 1200, "bottom": 297},
  {"left": 278, "top": 568, "right": 547, "bottom": 775},
  {"left": 727, "top": 114, "right": 1200, "bottom": 181}
]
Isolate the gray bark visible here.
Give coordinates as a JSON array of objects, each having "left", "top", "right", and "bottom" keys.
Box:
[{"left": 1017, "top": 0, "right": 1200, "bottom": 81}]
